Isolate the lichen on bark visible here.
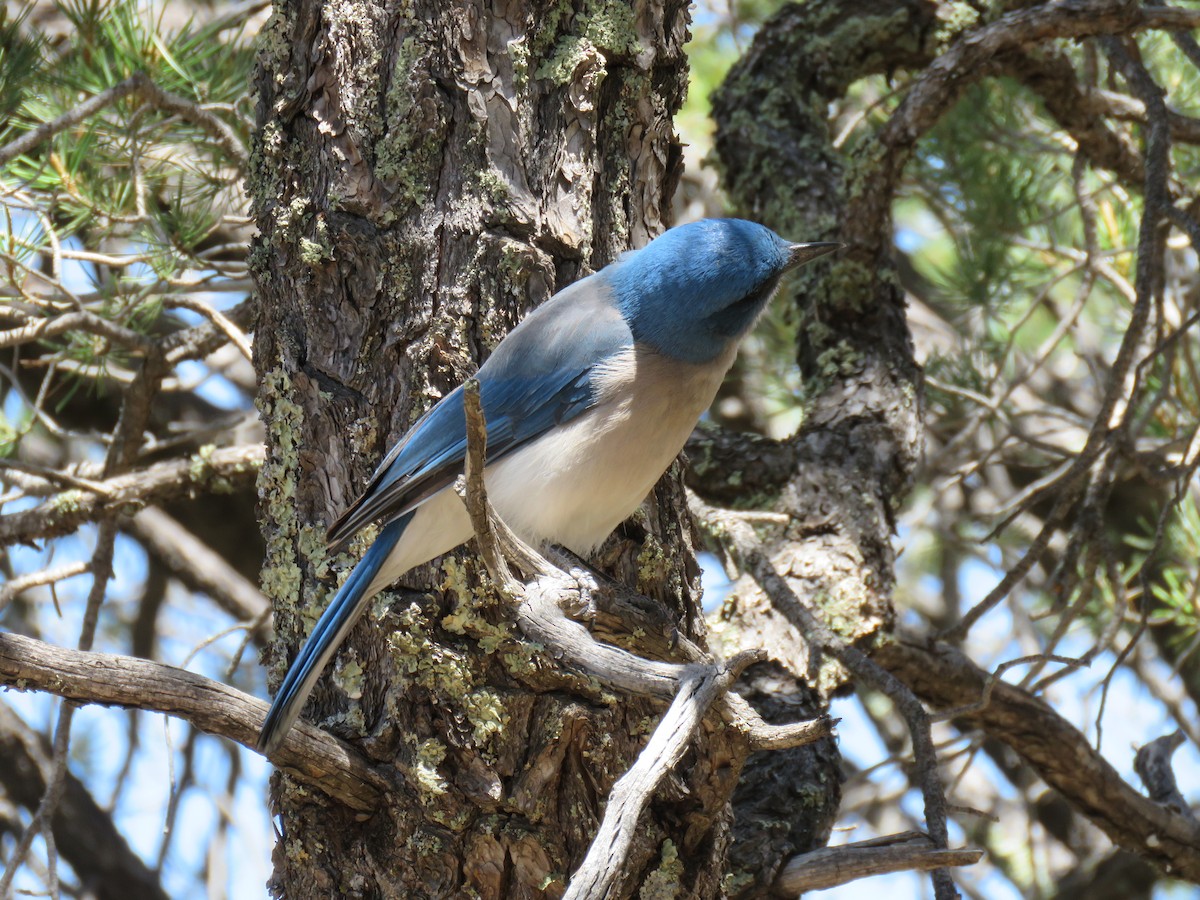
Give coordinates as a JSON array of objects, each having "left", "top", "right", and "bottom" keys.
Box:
[{"left": 249, "top": 0, "right": 742, "bottom": 897}]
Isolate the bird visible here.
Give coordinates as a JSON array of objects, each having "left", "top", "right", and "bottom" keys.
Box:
[{"left": 258, "top": 218, "right": 839, "bottom": 755}]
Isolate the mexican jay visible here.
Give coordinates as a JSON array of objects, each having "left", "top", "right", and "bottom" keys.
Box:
[{"left": 258, "top": 218, "right": 838, "bottom": 755}]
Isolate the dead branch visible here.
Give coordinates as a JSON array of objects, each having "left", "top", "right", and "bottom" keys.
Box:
[
  {"left": 774, "top": 831, "right": 984, "bottom": 895},
  {"left": 0, "top": 631, "right": 387, "bottom": 813},
  {"left": 850, "top": 0, "right": 1200, "bottom": 254},
  {"left": 565, "top": 656, "right": 753, "bottom": 900}
]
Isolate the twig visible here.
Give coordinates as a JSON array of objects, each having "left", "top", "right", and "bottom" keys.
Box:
[
  {"left": 0, "top": 76, "right": 146, "bottom": 167},
  {"left": 163, "top": 296, "right": 253, "bottom": 362},
  {"left": 0, "top": 72, "right": 248, "bottom": 173},
  {"left": 0, "top": 309, "right": 157, "bottom": 353},
  {"left": 457, "top": 381, "right": 835, "bottom": 743},
  {"left": 873, "top": 637, "right": 1200, "bottom": 880},
  {"left": 0, "top": 521, "right": 117, "bottom": 895},
  {"left": 0, "top": 561, "right": 89, "bottom": 611},
  {"left": 132, "top": 78, "right": 248, "bottom": 172},
  {"left": 0, "top": 704, "right": 170, "bottom": 900},
  {"left": 850, "top": 0, "right": 1200, "bottom": 253}
]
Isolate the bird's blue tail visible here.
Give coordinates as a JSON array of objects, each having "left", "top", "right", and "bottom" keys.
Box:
[{"left": 258, "top": 514, "right": 411, "bottom": 756}]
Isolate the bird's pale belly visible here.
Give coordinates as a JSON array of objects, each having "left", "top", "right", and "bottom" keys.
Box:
[
  {"left": 363, "top": 344, "right": 734, "bottom": 595},
  {"left": 487, "top": 343, "right": 732, "bottom": 552}
]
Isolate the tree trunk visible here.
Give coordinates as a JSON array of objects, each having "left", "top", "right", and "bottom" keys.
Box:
[{"left": 248, "top": 0, "right": 742, "bottom": 896}]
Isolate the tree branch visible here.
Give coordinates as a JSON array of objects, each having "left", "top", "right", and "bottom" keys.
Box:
[
  {"left": 775, "top": 831, "right": 984, "bottom": 895},
  {"left": 125, "top": 507, "right": 271, "bottom": 643},
  {"left": 0, "top": 444, "right": 264, "bottom": 546},
  {"left": 873, "top": 638, "right": 1200, "bottom": 882},
  {"left": 0, "top": 72, "right": 248, "bottom": 172},
  {"left": 0, "top": 632, "right": 387, "bottom": 813},
  {"left": 564, "top": 659, "right": 745, "bottom": 900},
  {"left": 0, "top": 703, "right": 170, "bottom": 900}
]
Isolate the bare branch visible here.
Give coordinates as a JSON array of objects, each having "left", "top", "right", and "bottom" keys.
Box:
[
  {"left": 873, "top": 638, "right": 1200, "bottom": 881},
  {"left": 163, "top": 296, "right": 253, "bottom": 363},
  {"left": 132, "top": 77, "right": 249, "bottom": 172},
  {"left": 456, "top": 380, "right": 835, "bottom": 747},
  {"left": 0, "top": 309, "right": 157, "bottom": 352},
  {"left": 564, "top": 660, "right": 744, "bottom": 900},
  {"left": 0, "top": 632, "right": 387, "bottom": 812},
  {"left": 0, "top": 561, "right": 89, "bottom": 611},
  {"left": 0, "top": 444, "right": 264, "bottom": 546},
  {"left": 775, "top": 832, "right": 984, "bottom": 895}
]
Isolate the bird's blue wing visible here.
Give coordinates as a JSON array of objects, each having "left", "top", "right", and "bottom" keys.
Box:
[{"left": 327, "top": 275, "right": 630, "bottom": 547}]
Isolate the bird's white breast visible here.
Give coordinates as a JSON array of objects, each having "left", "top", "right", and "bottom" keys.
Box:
[{"left": 485, "top": 342, "right": 737, "bottom": 553}]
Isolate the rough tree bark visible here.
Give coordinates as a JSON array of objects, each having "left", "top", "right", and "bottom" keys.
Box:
[{"left": 248, "top": 0, "right": 749, "bottom": 896}]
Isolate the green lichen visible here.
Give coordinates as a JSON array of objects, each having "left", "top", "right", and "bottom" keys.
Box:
[
  {"left": 509, "top": 34, "right": 530, "bottom": 86},
  {"left": 477, "top": 169, "right": 511, "bottom": 204},
  {"left": 413, "top": 737, "right": 450, "bottom": 797},
  {"left": 52, "top": 489, "right": 84, "bottom": 513},
  {"left": 934, "top": 2, "right": 982, "bottom": 44},
  {"left": 463, "top": 687, "right": 509, "bottom": 745},
  {"left": 441, "top": 590, "right": 513, "bottom": 655},
  {"left": 534, "top": 0, "right": 639, "bottom": 85},
  {"left": 802, "top": 10, "right": 918, "bottom": 93},
  {"left": 375, "top": 35, "right": 443, "bottom": 210},
  {"left": 404, "top": 827, "right": 445, "bottom": 854},
  {"left": 387, "top": 601, "right": 475, "bottom": 696},
  {"left": 322, "top": 0, "right": 388, "bottom": 135},
  {"left": 639, "top": 839, "right": 683, "bottom": 899},
  {"left": 188, "top": 443, "right": 216, "bottom": 479},
  {"left": 536, "top": 35, "right": 602, "bottom": 84},
  {"left": 256, "top": 367, "right": 305, "bottom": 622},
  {"left": 636, "top": 533, "right": 668, "bottom": 595},
  {"left": 298, "top": 215, "right": 332, "bottom": 266},
  {"left": 185, "top": 443, "right": 237, "bottom": 494},
  {"left": 335, "top": 656, "right": 365, "bottom": 700}
]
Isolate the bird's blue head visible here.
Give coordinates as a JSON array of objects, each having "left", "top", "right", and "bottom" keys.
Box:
[{"left": 602, "top": 219, "right": 836, "bottom": 364}]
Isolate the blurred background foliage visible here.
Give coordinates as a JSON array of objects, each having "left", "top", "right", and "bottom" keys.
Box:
[{"left": 1, "top": 0, "right": 1199, "bottom": 898}]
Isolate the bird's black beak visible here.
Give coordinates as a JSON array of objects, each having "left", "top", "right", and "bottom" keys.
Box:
[{"left": 786, "top": 241, "right": 843, "bottom": 270}]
